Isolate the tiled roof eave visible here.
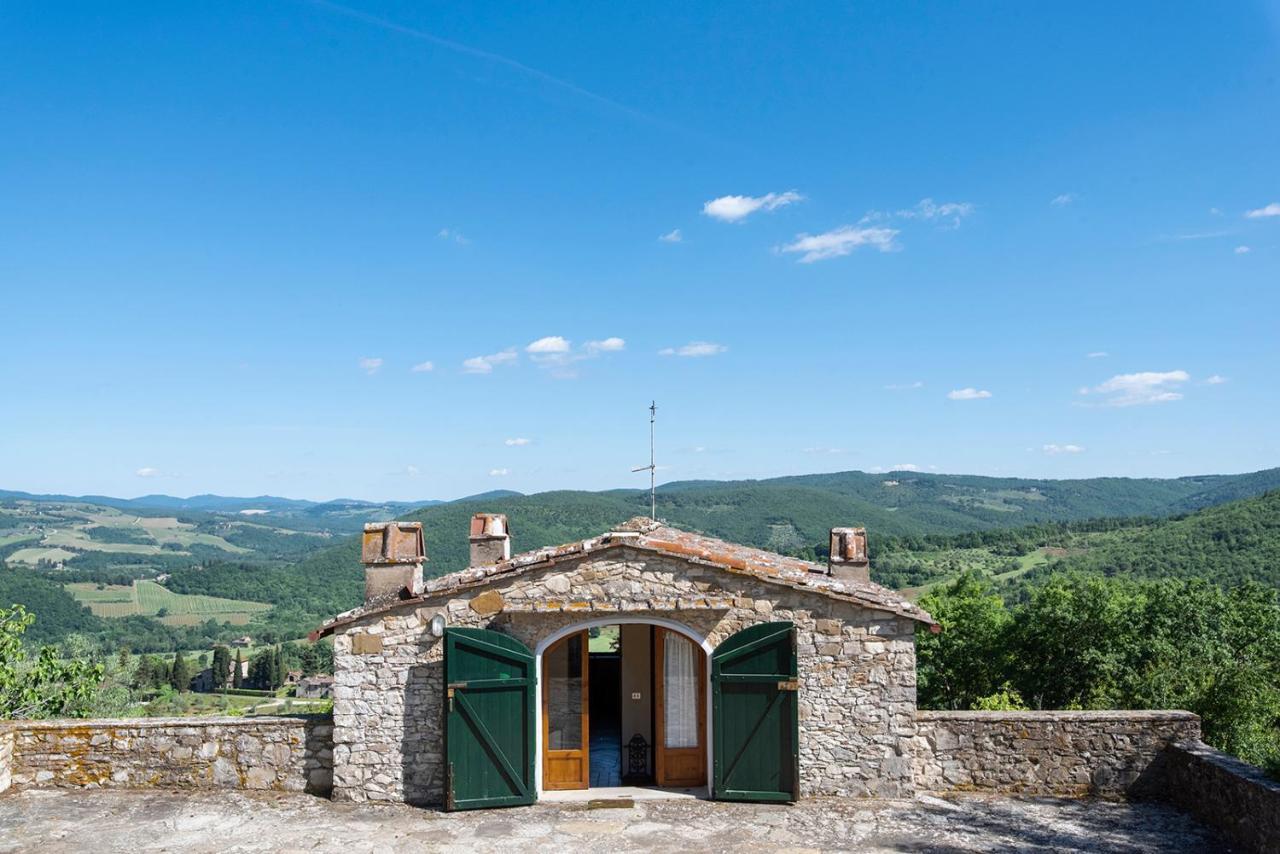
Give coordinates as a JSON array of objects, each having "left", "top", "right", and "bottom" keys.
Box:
[{"left": 312, "top": 532, "right": 936, "bottom": 639}]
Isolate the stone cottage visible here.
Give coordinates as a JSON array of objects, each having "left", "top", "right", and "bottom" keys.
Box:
[{"left": 313, "top": 514, "right": 937, "bottom": 810}]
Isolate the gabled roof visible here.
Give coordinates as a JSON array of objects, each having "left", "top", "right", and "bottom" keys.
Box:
[{"left": 313, "top": 517, "right": 936, "bottom": 638}]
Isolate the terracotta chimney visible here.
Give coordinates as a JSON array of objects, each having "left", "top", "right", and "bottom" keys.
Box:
[
  {"left": 828, "top": 526, "right": 870, "bottom": 584},
  {"left": 469, "top": 513, "right": 511, "bottom": 566},
  {"left": 361, "top": 521, "right": 425, "bottom": 604}
]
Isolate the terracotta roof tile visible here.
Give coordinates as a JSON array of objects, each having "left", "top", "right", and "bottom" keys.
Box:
[{"left": 313, "top": 516, "right": 936, "bottom": 638}]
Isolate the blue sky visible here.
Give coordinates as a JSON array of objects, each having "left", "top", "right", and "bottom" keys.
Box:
[{"left": 2, "top": 1, "right": 1278, "bottom": 501}]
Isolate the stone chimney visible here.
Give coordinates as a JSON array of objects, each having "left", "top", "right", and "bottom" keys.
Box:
[
  {"left": 361, "top": 521, "right": 425, "bottom": 604},
  {"left": 828, "top": 526, "right": 870, "bottom": 584},
  {"left": 469, "top": 513, "right": 511, "bottom": 566}
]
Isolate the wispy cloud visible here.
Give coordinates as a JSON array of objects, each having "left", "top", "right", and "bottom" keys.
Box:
[
  {"left": 135, "top": 467, "right": 163, "bottom": 478},
  {"left": 1205, "top": 375, "right": 1228, "bottom": 385},
  {"left": 358, "top": 357, "right": 384, "bottom": 375},
  {"left": 859, "top": 198, "right": 975, "bottom": 229},
  {"left": 411, "top": 361, "right": 435, "bottom": 373},
  {"left": 1043, "top": 444, "right": 1085, "bottom": 455},
  {"left": 1083, "top": 370, "right": 1189, "bottom": 406},
  {"left": 437, "top": 228, "right": 469, "bottom": 245},
  {"left": 703, "top": 191, "right": 803, "bottom": 223},
  {"left": 462, "top": 350, "right": 518, "bottom": 374},
  {"left": 870, "top": 463, "right": 923, "bottom": 473},
  {"left": 803, "top": 446, "right": 846, "bottom": 455},
  {"left": 778, "top": 225, "right": 898, "bottom": 263},
  {"left": 894, "top": 198, "right": 975, "bottom": 228},
  {"left": 522, "top": 335, "right": 625, "bottom": 377},
  {"left": 504, "top": 437, "right": 532, "bottom": 447},
  {"left": 885, "top": 381, "right": 925, "bottom": 390},
  {"left": 303, "top": 0, "right": 670, "bottom": 131},
  {"left": 585, "top": 337, "right": 625, "bottom": 353},
  {"left": 1235, "top": 245, "right": 1251, "bottom": 255},
  {"left": 488, "top": 468, "right": 510, "bottom": 477},
  {"left": 1087, "top": 351, "right": 1109, "bottom": 359},
  {"left": 526, "top": 336, "right": 571, "bottom": 355},
  {"left": 1245, "top": 202, "right": 1280, "bottom": 219},
  {"left": 659, "top": 341, "right": 727, "bottom": 357},
  {"left": 403, "top": 465, "right": 422, "bottom": 477},
  {"left": 1051, "top": 193, "right": 1076, "bottom": 207},
  {"left": 947, "top": 387, "right": 992, "bottom": 400},
  {"left": 658, "top": 229, "right": 683, "bottom": 243}
]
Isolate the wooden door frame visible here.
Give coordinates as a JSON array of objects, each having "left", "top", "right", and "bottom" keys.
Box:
[
  {"left": 654, "top": 626, "right": 707, "bottom": 788},
  {"left": 540, "top": 629, "right": 590, "bottom": 790}
]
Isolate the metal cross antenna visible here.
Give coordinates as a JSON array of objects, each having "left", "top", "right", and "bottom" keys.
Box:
[{"left": 630, "top": 401, "right": 657, "bottom": 520}]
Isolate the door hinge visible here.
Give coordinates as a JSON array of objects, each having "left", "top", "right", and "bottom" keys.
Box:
[{"left": 776, "top": 680, "right": 799, "bottom": 692}]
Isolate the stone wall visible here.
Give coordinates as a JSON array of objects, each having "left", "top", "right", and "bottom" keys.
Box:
[
  {"left": 914, "top": 710, "right": 1201, "bottom": 796},
  {"left": 332, "top": 547, "right": 919, "bottom": 805},
  {"left": 2, "top": 716, "right": 333, "bottom": 795},
  {"left": 0, "top": 727, "right": 11, "bottom": 795},
  {"left": 1156, "top": 740, "right": 1280, "bottom": 854}
]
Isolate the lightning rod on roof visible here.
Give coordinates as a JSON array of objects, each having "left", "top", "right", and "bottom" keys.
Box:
[{"left": 630, "top": 400, "right": 657, "bottom": 520}]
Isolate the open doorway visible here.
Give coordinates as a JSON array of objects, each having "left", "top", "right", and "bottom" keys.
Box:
[
  {"left": 540, "top": 621, "right": 706, "bottom": 793},
  {"left": 587, "top": 626, "right": 621, "bottom": 786}
]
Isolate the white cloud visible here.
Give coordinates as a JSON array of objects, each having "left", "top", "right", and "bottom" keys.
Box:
[
  {"left": 896, "top": 198, "right": 975, "bottom": 227},
  {"left": 1087, "top": 351, "right": 1109, "bottom": 359},
  {"left": 1244, "top": 202, "right": 1280, "bottom": 219},
  {"left": 462, "top": 349, "right": 518, "bottom": 374},
  {"left": 1086, "top": 370, "right": 1189, "bottom": 406},
  {"left": 358, "top": 357, "right": 384, "bottom": 375},
  {"left": 1235, "top": 245, "right": 1251, "bottom": 255},
  {"left": 504, "top": 437, "right": 532, "bottom": 446},
  {"left": 1043, "top": 444, "right": 1085, "bottom": 455},
  {"left": 885, "top": 381, "right": 924, "bottom": 390},
  {"left": 703, "top": 190, "right": 803, "bottom": 223},
  {"left": 947, "top": 388, "right": 992, "bottom": 400},
  {"left": 803, "top": 446, "right": 846, "bottom": 455},
  {"left": 437, "top": 228, "right": 469, "bottom": 244},
  {"left": 659, "top": 229, "right": 682, "bottom": 243},
  {"left": 488, "top": 468, "right": 510, "bottom": 477},
  {"left": 1205, "top": 375, "right": 1228, "bottom": 385},
  {"left": 411, "top": 361, "right": 435, "bottom": 373},
  {"left": 1209, "top": 207, "right": 1223, "bottom": 216},
  {"left": 526, "top": 336, "right": 571, "bottom": 355},
  {"left": 404, "top": 465, "right": 422, "bottom": 477},
  {"left": 1051, "top": 193, "right": 1076, "bottom": 207},
  {"left": 135, "top": 467, "right": 162, "bottom": 478},
  {"left": 659, "top": 341, "right": 727, "bottom": 357},
  {"left": 778, "top": 225, "right": 899, "bottom": 263},
  {"left": 584, "top": 337, "right": 626, "bottom": 353}
]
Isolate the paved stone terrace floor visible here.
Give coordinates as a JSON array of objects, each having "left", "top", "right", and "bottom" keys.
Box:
[{"left": 0, "top": 788, "right": 1234, "bottom": 853}]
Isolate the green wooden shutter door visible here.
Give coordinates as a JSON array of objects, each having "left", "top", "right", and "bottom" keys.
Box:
[
  {"left": 711, "top": 621, "right": 799, "bottom": 802},
  {"left": 444, "top": 627, "right": 536, "bottom": 810}
]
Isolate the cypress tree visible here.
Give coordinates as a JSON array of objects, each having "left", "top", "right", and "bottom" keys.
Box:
[
  {"left": 232, "top": 650, "right": 244, "bottom": 688},
  {"left": 211, "top": 646, "right": 231, "bottom": 690},
  {"left": 170, "top": 651, "right": 191, "bottom": 691}
]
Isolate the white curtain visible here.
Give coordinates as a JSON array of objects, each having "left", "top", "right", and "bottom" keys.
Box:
[{"left": 664, "top": 632, "right": 698, "bottom": 748}]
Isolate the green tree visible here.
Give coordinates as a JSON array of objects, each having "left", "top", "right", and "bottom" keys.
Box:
[
  {"left": 916, "top": 572, "right": 1013, "bottom": 709},
  {"left": 232, "top": 650, "right": 244, "bottom": 688},
  {"left": 169, "top": 650, "right": 191, "bottom": 691},
  {"left": 211, "top": 645, "right": 231, "bottom": 690},
  {"left": 0, "top": 604, "right": 103, "bottom": 719}
]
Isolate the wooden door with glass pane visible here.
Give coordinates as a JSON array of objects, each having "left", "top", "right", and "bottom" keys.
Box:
[
  {"left": 542, "top": 630, "right": 589, "bottom": 790},
  {"left": 654, "top": 627, "right": 706, "bottom": 787}
]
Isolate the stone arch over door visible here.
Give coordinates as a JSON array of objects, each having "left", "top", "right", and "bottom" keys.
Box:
[{"left": 533, "top": 616, "right": 713, "bottom": 795}]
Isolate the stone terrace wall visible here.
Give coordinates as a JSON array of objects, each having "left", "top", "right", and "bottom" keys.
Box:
[
  {"left": 1157, "top": 740, "right": 1280, "bottom": 854},
  {"left": 914, "top": 710, "right": 1200, "bottom": 797},
  {"left": 2, "top": 716, "right": 333, "bottom": 795},
  {"left": 0, "top": 727, "right": 12, "bottom": 795}
]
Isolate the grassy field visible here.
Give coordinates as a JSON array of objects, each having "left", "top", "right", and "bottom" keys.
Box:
[{"left": 66, "top": 579, "right": 271, "bottom": 624}]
